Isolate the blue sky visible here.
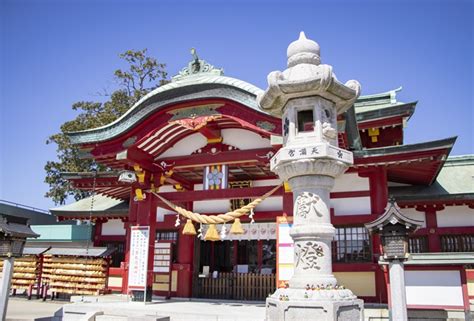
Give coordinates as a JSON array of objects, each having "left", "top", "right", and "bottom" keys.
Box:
[{"left": 1, "top": 0, "right": 472, "bottom": 210}]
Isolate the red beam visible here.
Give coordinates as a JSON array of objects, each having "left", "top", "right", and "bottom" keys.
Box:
[
  {"left": 155, "top": 147, "right": 278, "bottom": 169},
  {"left": 116, "top": 147, "right": 156, "bottom": 172},
  {"left": 354, "top": 148, "right": 449, "bottom": 166},
  {"left": 358, "top": 116, "right": 404, "bottom": 130},
  {"left": 157, "top": 185, "right": 283, "bottom": 202},
  {"left": 198, "top": 127, "right": 221, "bottom": 140}
]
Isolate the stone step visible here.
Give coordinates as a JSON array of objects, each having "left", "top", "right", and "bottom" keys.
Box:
[
  {"left": 95, "top": 315, "right": 127, "bottom": 321},
  {"left": 96, "top": 315, "right": 169, "bottom": 321}
]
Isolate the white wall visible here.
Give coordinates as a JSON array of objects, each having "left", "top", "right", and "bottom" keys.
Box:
[
  {"left": 222, "top": 129, "right": 271, "bottom": 150},
  {"left": 256, "top": 196, "right": 282, "bottom": 211},
  {"left": 159, "top": 185, "right": 177, "bottom": 193},
  {"left": 157, "top": 206, "right": 174, "bottom": 222},
  {"left": 331, "top": 197, "right": 371, "bottom": 216},
  {"left": 400, "top": 207, "right": 426, "bottom": 228},
  {"left": 193, "top": 199, "right": 230, "bottom": 213},
  {"left": 101, "top": 219, "right": 126, "bottom": 236},
  {"left": 436, "top": 205, "right": 474, "bottom": 227},
  {"left": 252, "top": 179, "right": 282, "bottom": 187},
  {"left": 159, "top": 133, "right": 207, "bottom": 158},
  {"left": 333, "top": 173, "right": 370, "bottom": 192},
  {"left": 405, "top": 270, "right": 464, "bottom": 307}
]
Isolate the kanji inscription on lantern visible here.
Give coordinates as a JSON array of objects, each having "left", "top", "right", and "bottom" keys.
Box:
[
  {"left": 295, "top": 192, "right": 322, "bottom": 219},
  {"left": 270, "top": 143, "right": 353, "bottom": 171},
  {"left": 295, "top": 241, "right": 324, "bottom": 270}
]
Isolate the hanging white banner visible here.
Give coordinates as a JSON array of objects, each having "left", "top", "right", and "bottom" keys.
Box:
[{"left": 128, "top": 226, "right": 150, "bottom": 290}]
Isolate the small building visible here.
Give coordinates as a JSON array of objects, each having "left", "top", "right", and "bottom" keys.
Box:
[{"left": 52, "top": 55, "right": 473, "bottom": 308}]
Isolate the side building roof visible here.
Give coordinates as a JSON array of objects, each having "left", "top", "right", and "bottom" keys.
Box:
[
  {"left": 0, "top": 200, "right": 58, "bottom": 225},
  {"left": 389, "top": 155, "right": 474, "bottom": 205},
  {"left": 50, "top": 194, "right": 129, "bottom": 220}
]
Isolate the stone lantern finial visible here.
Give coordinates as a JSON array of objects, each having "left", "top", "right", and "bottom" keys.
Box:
[{"left": 287, "top": 31, "right": 321, "bottom": 67}]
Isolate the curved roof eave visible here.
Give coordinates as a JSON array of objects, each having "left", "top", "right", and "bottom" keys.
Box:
[{"left": 67, "top": 75, "right": 266, "bottom": 145}]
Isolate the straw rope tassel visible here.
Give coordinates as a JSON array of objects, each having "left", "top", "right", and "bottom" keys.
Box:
[
  {"left": 204, "top": 224, "right": 220, "bottom": 241},
  {"left": 230, "top": 218, "right": 244, "bottom": 235},
  {"left": 152, "top": 184, "right": 281, "bottom": 225},
  {"left": 183, "top": 219, "right": 197, "bottom": 235}
]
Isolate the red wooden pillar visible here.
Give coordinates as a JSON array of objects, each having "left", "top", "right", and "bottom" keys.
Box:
[
  {"left": 282, "top": 188, "right": 293, "bottom": 216},
  {"left": 367, "top": 166, "right": 389, "bottom": 303},
  {"left": 460, "top": 266, "right": 471, "bottom": 312},
  {"left": 176, "top": 229, "right": 195, "bottom": 297},
  {"left": 122, "top": 221, "right": 131, "bottom": 294},
  {"left": 424, "top": 206, "right": 442, "bottom": 252},
  {"left": 175, "top": 202, "right": 195, "bottom": 298},
  {"left": 368, "top": 166, "right": 388, "bottom": 216}
]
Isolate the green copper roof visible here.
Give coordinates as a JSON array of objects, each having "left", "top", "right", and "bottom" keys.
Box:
[
  {"left": 67, "top": 74, "right": 265, "bottom": 144},
  {"left": 50, "top": 194, "right": 128, "bottom": 218},
  {"left": 354, "top": 86, "right": 405, "bottom": 113},
  {"left": 353, "top": 136, "right": 456, "bottom": 159},
  {"left": 355, "top": 102, "right": 416, "bottom": 123},
  {"left": 389, "top": 154, "right": 474, "bottom": 201}
]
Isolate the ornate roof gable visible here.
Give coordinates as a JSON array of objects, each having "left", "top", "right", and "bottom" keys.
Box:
[{"left": 172, "top": 48, "right": 224, "bottom": 81}]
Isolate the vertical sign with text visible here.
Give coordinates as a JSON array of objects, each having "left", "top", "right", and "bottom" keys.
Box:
[
  {"left": 276, "top": 216, "right": 294, "bottom": 288},
  {"left": 128, "top": 226, "right": 150, "bottom": 290}
]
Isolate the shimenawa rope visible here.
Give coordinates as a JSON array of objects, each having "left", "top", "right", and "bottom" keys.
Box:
[{"left": 151, "top": 184, "right": 281, "bottom": 224}]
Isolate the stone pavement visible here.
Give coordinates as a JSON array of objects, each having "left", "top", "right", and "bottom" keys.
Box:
[
  {"left": 5, "top": 295, "right": 471, "bottom": 321},
  {"left": 6, "top": 297, "right": 65, "bottom": 321},
  {"left": 63, "top": 299, "right": 266, "bottom": 321},
  {"left": 6, "top": 296, "right": 267, "bottom": 321}
]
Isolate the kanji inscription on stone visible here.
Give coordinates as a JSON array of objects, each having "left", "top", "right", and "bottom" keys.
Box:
[{"left": 295, "top": 241, "right": 324, "bottom": 270}]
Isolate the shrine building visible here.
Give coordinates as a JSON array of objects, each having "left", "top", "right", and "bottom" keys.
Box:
[{"left": 50, "top": 54, "right": 474, "bottom": 306}]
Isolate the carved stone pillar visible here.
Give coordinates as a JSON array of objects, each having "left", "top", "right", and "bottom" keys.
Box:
[{"left": 258, "top": 32, "right": 364, "bottom": 321}]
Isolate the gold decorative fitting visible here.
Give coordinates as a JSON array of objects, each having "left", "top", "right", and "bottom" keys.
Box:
[
  {"left": 136, "top": 172, "right": 145, "bottom": 183},
  {"left": 230, "top": 218, "right": 244, "bottom": 235},
  {"left": 283, "top": 181, "right": 292, "bottom": 193},
  {"left": 207, "top": 137, "right": 223, "bottom": 144},
  {"left": 160, "top": 175, "right": 166, "bottom": 185},
  {"left": 134, "top": 164, "right": 145, "bottom": 183},
  {"left": 204, "top": 224, "right": 220, "bottom": 241},
  {"left": 135, "top": 189, "right": 144, "bottom": 201},
  {"left": 368, "top": 128, "right": 380, "bottom": 143},
  {"left": 182, "top": 220, "right": 197, "bottom": 235}
]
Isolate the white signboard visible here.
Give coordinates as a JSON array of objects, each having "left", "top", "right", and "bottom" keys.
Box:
[
  {"left": 405, "top": 270, "right": 464, "bottom": 307},
  {"left": 200, "top": 222, "right": 277, "bottom": 241},
  {"left": 154, "top": 242, "right": 172, "bottom": 273},
  {"left": 128, "top": 226, "right": 150, "bottom": 290},
  {"left": 276, "top": 216, "right": 294, "bottom": 288}
]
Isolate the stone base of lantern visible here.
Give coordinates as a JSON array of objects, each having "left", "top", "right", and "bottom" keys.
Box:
[{"left": 265, "top": 288, "right": 364, "bottom": 321}]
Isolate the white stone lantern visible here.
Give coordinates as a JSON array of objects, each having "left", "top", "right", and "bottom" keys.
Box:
[{"left": 258, "top": 32, "right": 364, "bottom": 321}]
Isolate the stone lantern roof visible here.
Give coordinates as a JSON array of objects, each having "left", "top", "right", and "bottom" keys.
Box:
[{"left": 257, "top": 32, "right": 361, "bottom": 117}]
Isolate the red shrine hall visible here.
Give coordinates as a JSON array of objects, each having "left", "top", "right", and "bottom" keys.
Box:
[{"left": 51, "top": 56, "right": 474, "bottom": 305}]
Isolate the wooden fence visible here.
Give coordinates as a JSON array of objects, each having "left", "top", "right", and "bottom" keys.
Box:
[{"left": 197, "top": 272, "right": 276, "bottom": 301}]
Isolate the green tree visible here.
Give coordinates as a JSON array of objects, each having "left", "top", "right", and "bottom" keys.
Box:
[{"left": 45, "top": 49, "right": 168, "bottom": 205}]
